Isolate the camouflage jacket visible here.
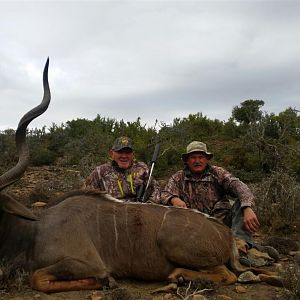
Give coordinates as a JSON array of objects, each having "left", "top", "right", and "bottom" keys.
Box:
[
  {"left": 161, "top": 165, "right": 255, "bottom": 218},
  {"left": 82, "top": 160, "right": 161, "bottom": 203}
]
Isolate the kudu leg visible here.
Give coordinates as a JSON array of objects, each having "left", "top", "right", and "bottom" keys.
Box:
[
  {"left": 30, "top": 257, "right": 116, "bottom": 293},
  {"left": 152, "top": 265, "right": 237, "bottom": 294},
  {"left": 30, "top": 270, "right": 101, "bottom": 292},
  {"left": 167, "top": 265, "right": 237, "bottom": 285}
]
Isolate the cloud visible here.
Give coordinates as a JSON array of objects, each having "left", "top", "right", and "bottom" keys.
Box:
[{"left": 0, "top": 1, "right": 299, "bottom": 130}]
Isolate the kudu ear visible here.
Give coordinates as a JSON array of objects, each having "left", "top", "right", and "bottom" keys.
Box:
[{"left": 0, "top": 193, "right": 38, "bottom": 221}]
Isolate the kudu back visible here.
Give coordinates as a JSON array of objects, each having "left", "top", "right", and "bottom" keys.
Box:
[{"left": 0, "top": 59, "right": 250, "bottom": 293}]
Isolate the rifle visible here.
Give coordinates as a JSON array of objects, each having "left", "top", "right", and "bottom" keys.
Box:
[{"left": 136, "top": 143, "right": 160, "bottom": 202}]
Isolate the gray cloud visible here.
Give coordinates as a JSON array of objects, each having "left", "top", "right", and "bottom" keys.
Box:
[{"left": 0, "top": 0, "right": 299, "bottom": 130}]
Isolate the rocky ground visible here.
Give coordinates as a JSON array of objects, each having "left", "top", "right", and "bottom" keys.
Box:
[
  {"left": 0, "top": 279, "right": 292, "bottom": 300},
  {"left": 1, "top": 166, "right": 299, "bottom": 300}
]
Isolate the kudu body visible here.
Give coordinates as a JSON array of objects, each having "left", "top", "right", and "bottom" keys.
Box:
[
  {"left": 1, "top": 191, "right": 236, "bottom": 292},
  {"left": 0, "top": 60, "right": 276, "bottom": 293}
]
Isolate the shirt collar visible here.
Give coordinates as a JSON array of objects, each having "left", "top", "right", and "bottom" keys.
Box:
[
  {"left": 184, "top": 164, "right": 211, "bottom": 180},
  {"left": 111, "top": 160, "right": 128, "bottom": 173}
]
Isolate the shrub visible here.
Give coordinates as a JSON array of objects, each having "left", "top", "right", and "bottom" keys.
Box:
[
  {"left": 254, "top": 170, "right": 300, "bottom": 233},
  {"left": 282, "top": 260, "right": 300, "bottom": 300},
  {"left": 0, "top": 261, "right": 28, "bottom": 291}
]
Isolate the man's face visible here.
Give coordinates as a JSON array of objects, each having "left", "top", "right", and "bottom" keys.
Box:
[
  {"left": 186, "top": 152, "right": 209, "bottom": 173},
  {"left": 110, "top": 148, "right": 134, "bottom": 169}
]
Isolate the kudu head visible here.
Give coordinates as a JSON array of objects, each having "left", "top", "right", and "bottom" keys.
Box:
[{"left": 0, "top": 58, "right": 51, "bottom": 220}]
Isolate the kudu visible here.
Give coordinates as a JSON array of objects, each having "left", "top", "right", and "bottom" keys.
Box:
[{"left": 0, "top": 59, "right": 279, "bottom": 293}]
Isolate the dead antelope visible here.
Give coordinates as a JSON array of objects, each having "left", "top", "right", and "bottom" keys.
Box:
[{"left": 0, "top": 59, "right": 280, "bottom": 293}]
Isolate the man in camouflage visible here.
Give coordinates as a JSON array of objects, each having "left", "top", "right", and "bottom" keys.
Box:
[
  {"left": 83, "top": 136, "right": 160, "bottom": 203},
  {"left": 161, "top": 141, "right": 259, "bottom": 244}
]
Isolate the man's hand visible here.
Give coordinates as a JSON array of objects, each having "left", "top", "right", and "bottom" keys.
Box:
[
  {"left": 170, "top": 197, "right": 187, "bottom": 208},
  {"left": 243, "top": 207, "right": 260, "bottom": 233}
]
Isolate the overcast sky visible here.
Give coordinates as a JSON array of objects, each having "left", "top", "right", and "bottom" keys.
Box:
[{"left": 0, "top": 0, "right": 299, "bottom": 131}]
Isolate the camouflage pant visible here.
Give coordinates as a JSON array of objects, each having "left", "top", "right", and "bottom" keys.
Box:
[{"left": 222, "top": 201, "right": 253, "bottom": 245}]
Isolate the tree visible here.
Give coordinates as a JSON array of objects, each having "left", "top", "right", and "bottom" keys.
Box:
[{"left": 232, "top": 99, "right": 265, "bottom": 125}]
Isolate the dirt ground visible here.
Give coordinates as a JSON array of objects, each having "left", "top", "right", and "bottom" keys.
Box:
[
  {"left": 1, "top": 166, "right": 299, "bottom": 300},
  {"left": 0, "top": 279, "right": 290, "bottom": 300}
]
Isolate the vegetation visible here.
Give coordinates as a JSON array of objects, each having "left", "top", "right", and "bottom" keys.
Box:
[
  {"left": 282, "top": 260, "right": 300, "bottom": 300},
  {"left": 0, "top": 261, "right": 28, "bottom": 291},
  {"left": 1, "top": 100, "right": 300, "bottom": 230},
  {"left": 1, "top": 100, "right": 298, "bottom": 177}
]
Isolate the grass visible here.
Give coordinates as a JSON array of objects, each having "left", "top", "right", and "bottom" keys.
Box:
[{"left": 0, "top": 261, "right": 28, "bottom": 292}]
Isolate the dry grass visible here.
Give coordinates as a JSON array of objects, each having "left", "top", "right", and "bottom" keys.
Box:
[
  {"left": 176, "top": 279, "right": 216, "bottom": 300},
  {"left": 252, "top": 170, "right": 300, "bottom": 233},
  {"left": 0, "top": 262, "right": 28, "bottom": 292},
  {"left": 281, "top": 259, "right": 300, "bottom": 300}
]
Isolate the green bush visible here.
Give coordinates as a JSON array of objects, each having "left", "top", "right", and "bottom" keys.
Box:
[{"left": 0, "top": 102, "right": 299, "bottom": 184}]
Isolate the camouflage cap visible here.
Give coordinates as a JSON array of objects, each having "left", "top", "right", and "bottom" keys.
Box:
[
  {"left": 181, "top": 141, "right": 213, "bottom": 160},
  {"left": 111, "top": 136, "right": 134, "bottom": 151}
]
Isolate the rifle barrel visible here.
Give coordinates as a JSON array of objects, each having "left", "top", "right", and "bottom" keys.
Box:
[
  {"left": 151, "top": 143, "right": 160, "bottom": 163},
  {"left": 142, "top": 143, "right": 160, "bottom": 202}
]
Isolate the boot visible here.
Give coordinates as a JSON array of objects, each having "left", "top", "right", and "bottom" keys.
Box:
[{"left": 252, "top": 244, "right": 280, "bottom": 261}]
